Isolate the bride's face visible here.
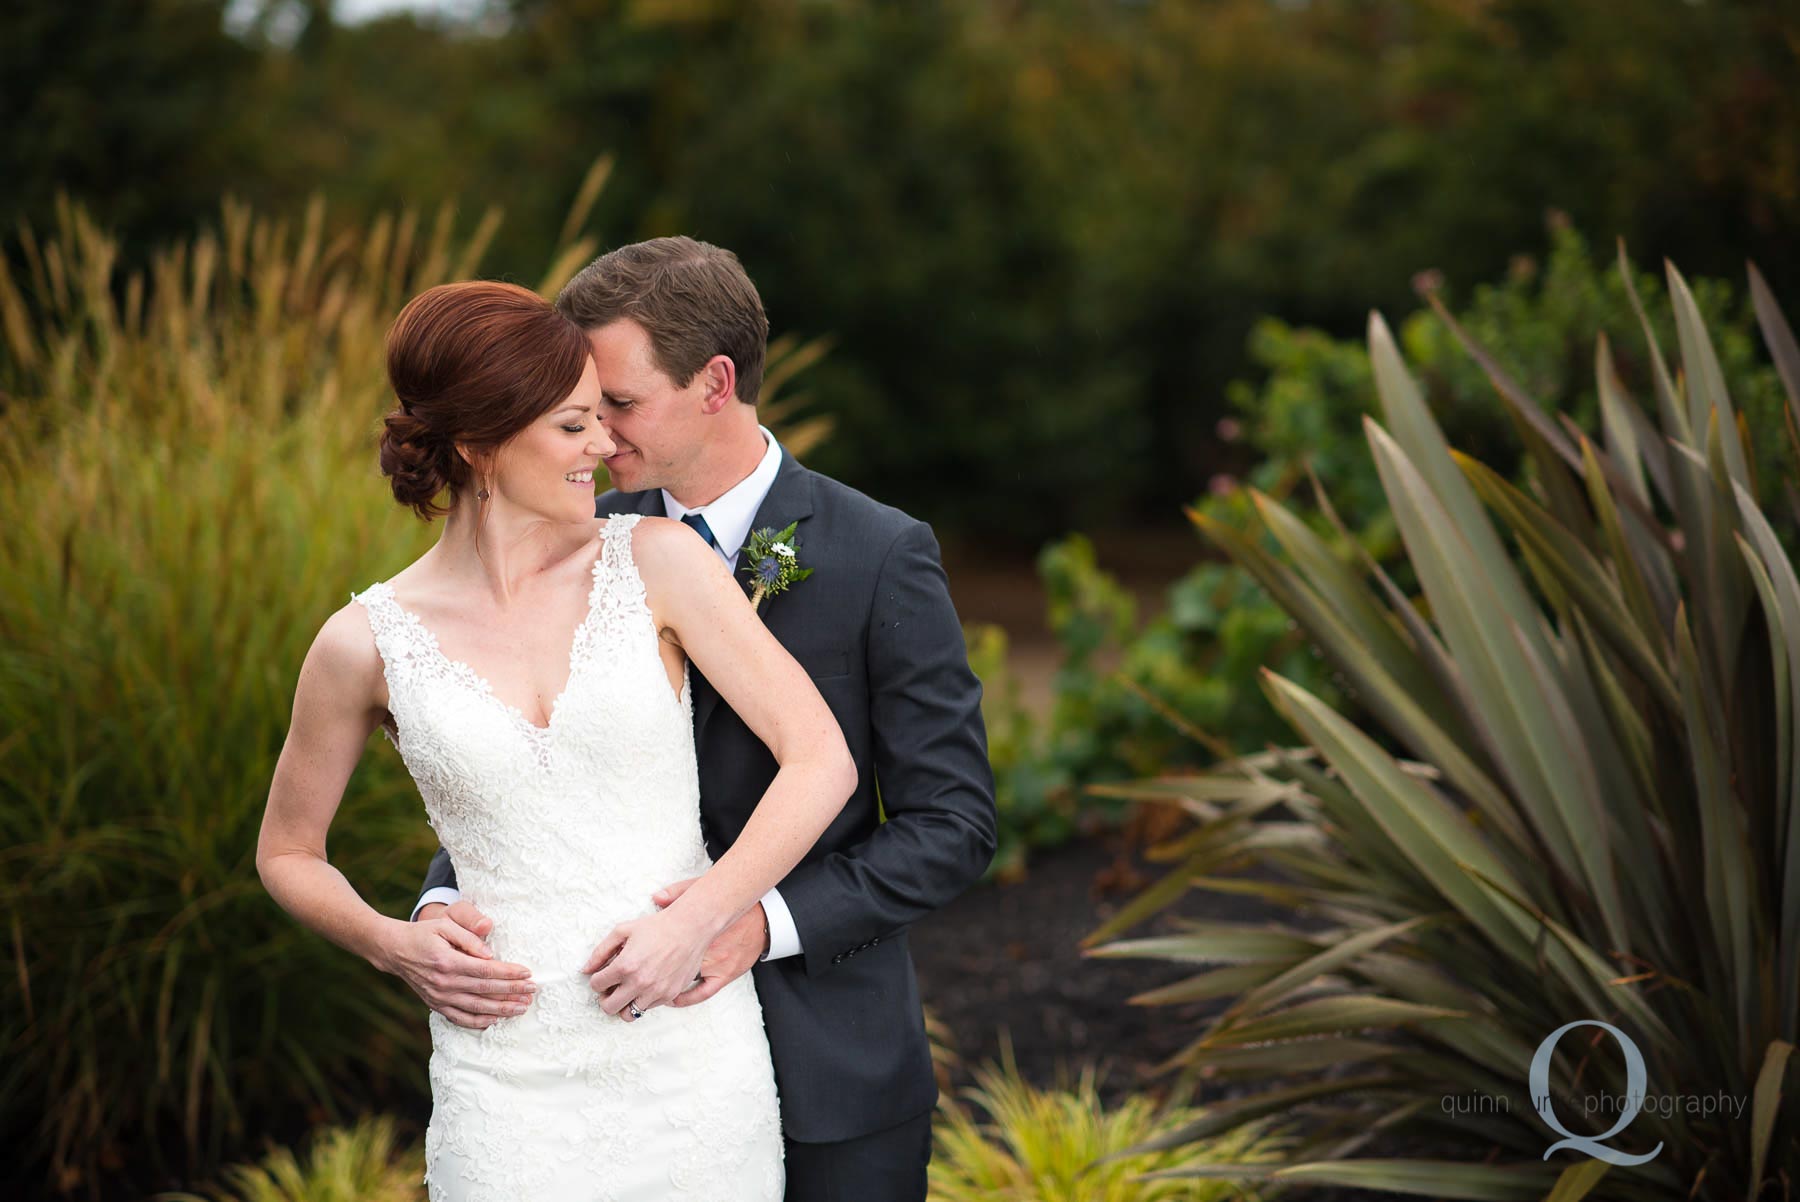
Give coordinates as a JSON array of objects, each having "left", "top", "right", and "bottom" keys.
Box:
[{"left": 483, "top": 357, "right": 614, "bottom": 523}]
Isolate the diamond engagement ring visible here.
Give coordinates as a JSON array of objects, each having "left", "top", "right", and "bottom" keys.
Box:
[{"left": 626, "top": 1003, "right": 645, "bottom": 1020}]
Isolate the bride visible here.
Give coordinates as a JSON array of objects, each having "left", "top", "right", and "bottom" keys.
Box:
[{"left": 256, "top": 280, "right": 855, "bottom": 1201}]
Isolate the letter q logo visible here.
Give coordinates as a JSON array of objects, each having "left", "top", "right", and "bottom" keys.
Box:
[{"left": 1530, "top": 1020, "right": 1663, "bottom": 1165}]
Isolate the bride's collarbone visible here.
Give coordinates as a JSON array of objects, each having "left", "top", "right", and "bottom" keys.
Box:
[{"left": 382, "top": 580, "right": 599, "bottom": 725}]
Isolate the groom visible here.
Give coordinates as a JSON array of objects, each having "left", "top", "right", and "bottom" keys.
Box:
[{"left": 404, "top": 236, "right": 998, "bottom": 1200}]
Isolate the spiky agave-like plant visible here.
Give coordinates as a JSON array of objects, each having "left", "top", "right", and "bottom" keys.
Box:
[{"left": 1086, "top": 253, "right": 1800, "bottom": 1199}]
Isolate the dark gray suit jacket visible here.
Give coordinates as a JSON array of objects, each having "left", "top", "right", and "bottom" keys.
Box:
[{"left": 418, "top": 444, "right": 998, "bottom": 1142}]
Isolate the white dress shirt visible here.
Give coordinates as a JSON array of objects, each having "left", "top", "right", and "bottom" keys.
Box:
[{"left": 414, "top": 426, "right": 804, "bottom": 962}]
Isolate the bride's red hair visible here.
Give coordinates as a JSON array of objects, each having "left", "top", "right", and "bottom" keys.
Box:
[{"left": 378, "top": 281, "right": 590, "bottom": 519}]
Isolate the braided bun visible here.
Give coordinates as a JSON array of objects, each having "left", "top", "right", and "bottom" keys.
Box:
[
  {"left": 378, "top": 281, "right": 589, "bottom": 521},
  {"left": 378, "top": 407, "right": 461, "bottom": 519}
]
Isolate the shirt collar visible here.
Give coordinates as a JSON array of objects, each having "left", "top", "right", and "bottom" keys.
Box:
[{"left": 660, "top": 426, "right": 784, "bottom": 560}]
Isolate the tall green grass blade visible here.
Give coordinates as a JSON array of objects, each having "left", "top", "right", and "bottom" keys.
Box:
[
  {"left": 1261, "top": 672, "right": 1536, "bottom": 959},
  {"left": 1367, "top": 424, "right": 1611, "bottom": 924},
  {"left": 1543, "top": 1160, "right": 1611, "bottom": 1202}
]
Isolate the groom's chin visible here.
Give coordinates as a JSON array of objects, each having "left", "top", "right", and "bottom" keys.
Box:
[{"left": 602, "top": 455, "right": 640, "bottom": 491}]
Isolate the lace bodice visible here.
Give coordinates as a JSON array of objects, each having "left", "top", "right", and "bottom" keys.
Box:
[
  {"left": 353, "top": 512, "right": 706, "bottom": 977},
  {"left": 351, "top": 513, "right": 781, "bottom": 1201}
]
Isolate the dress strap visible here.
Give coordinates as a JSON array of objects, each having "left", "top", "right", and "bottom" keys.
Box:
[
  {"left": 574, "top": 514, "right": 660, "bottom": 670},
  {"left": 599, "top": 512, "right": 644, "bottom": 574},
  {"left": 348, "top": 581, "right": 432, "bottom": 745},
  {"left": 350, "top": 581, "right": 402, "bottom": 639},
  {"left": 592, "top": 513, "right": 649, "bottom": 614}
]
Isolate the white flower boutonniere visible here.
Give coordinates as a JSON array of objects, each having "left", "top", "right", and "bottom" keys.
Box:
[{"left": 741, "top": 521, "right": 814, "bottom": 613}]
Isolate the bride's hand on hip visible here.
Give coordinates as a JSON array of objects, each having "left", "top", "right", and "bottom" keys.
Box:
[
  {"left": 653, "top": 877, "right": 768, "bottom": 1007},
  {"left": 378, "top": 903, "right": 538, "bottom": 1029},
  {"left": 581, "top": 908, "right": 711, "bottom": 1020}
]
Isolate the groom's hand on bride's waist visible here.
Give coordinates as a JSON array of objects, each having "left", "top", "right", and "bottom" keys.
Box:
[
  {"left": 653, "top": 877, "right": 767, "bottom": 1008},
  {"left": 379, "top": 899, "right": 538, "bottom": 1030}
]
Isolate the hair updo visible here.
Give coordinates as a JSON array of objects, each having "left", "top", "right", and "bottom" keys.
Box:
[{"left": 378, "top": 281, "right": 591, "bottom": 519}]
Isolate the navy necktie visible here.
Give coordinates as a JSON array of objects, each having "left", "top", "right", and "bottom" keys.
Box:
[{"left": 680, "top": 512, "right": 719, "bottom": 551}]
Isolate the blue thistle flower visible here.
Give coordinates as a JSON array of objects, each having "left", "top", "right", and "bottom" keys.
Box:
[{"left": 756, "top": 557, "right": 781, "bottom": 584}]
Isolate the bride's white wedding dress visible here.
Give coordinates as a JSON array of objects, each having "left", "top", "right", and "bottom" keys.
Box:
[{"left": 352, "top": 513, "right": 783, "bottom": 1202}]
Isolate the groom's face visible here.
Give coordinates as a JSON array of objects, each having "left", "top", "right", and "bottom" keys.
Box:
[{"left": 586, "top": 317, "right": 708, "bottom": 495}]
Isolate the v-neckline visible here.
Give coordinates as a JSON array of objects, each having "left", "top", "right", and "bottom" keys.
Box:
[{"left": 378, "top": 555, "right": 604, "bottom": 737}]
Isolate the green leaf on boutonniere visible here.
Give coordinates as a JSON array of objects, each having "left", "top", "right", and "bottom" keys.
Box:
[{"left": 740, "top": 521, "right": 814, "bottom": 612}]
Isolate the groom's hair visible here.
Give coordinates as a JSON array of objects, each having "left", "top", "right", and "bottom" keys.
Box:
[{"left": 555, "top": 236, "right": 770, "bottom": 406}]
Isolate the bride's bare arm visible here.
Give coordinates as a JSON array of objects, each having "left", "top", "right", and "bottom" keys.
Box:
[
  {"left": 581, "top": 518, "right": 855, "bottom": 1014},
  {"left": 258, "top": 605, "right": 537, "bottom": 1027}
]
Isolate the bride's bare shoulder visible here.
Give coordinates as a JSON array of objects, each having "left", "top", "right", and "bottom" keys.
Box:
[
  {"left": 623, "top": 513, "right": 691, "bottom": 546},
  {"left": 625, "top": 516, "right": 736, "bottom": 617},
  {"left": 626, "top": 515, "right": 722, "bottom": 573},
  {"left": 305, "top": 599, "right": 387, "bottom": 697}
]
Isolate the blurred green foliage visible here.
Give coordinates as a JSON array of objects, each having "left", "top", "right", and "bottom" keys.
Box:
[
  {"left": 5, "top": 0, "right": 1796, "bottom": 539},
  {"left": 974, "top": 224, "right": 1792, "bottom": 874},
  {"left": 0, "top": 196, "right": 823, "bottom": 1199}
]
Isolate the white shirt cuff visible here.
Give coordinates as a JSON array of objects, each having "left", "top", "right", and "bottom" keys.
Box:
[
  {"left": 411, "top": 886, "right": 462, "bottom": 922},
  {"left": 760, "top": 887, "right": 802, "bottom": 960}
]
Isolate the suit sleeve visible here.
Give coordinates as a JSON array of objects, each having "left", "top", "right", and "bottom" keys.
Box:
[
  {"left": 414, "top": 845, "right": 459, "bottom": 918},
  {"left": 777, "top": 520, "right": 999, "bottom": 974}
]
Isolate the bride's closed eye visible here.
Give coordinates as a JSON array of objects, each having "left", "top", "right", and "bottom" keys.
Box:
[{"left": 562, "top": 424, "right": 587, "bottom": 433}]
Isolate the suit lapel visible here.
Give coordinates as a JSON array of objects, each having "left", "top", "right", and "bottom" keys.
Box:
[{"left": 692, "top": 446, "right": 816, "bottom": 744}]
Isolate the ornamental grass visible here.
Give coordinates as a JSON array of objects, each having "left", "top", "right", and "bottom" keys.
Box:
[{"left": 0, "top": 168, "right": 825, "bottom": 1195}]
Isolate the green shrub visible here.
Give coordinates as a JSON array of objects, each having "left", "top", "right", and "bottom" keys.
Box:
[
  {"left": 929, "top": 1051, "right": 1279, "bottom": 1202},
  {"left": 970, "top": 226, "right": 1794, "bottom": 880},
  {"left": 0, "top": 190, "right": 825, "bottom": 1196},
  {"left": 1189, "top": 222, "right": 1793, "bottom": 769},
  {"left": 971, "top": 533, "right": 1337, "bottom": 879},
  {"left": 1089, "top": 256, "right": 1800, "bottom": 1198},
  {"left": 159, "top": 1116, "right": 424, "bottom": 1202}
]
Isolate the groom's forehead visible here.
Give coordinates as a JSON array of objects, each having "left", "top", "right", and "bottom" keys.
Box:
[{"left": 585, "top": 319, "right": 664, "bottom": 380}]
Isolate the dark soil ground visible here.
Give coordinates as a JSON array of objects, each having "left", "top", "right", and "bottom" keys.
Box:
[
  {"left": 911, "top": 834, "right": 1275, "bottom": 1106},
  {"left": 911, "top": 836, "right": 1439, "bottom": 1201}
]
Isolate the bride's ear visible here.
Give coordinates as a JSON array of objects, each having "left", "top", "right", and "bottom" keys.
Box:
[{"left": 454, "top": 443, "right": 496, "bottom": 498}]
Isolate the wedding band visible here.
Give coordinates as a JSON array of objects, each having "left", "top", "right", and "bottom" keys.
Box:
[{"left": 626, "top": 1003, "right": 645, "bottom": 1020}]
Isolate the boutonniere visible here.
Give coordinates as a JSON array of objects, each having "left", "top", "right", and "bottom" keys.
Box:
[{"left": 740, "top": 522, "right": 814, "bottom": 613}]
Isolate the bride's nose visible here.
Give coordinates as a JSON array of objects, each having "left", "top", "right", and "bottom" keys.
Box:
[{"left": 588, "top": 424, "right": 617, "bottom": 457}]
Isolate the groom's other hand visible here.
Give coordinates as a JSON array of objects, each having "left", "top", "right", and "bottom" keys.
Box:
[
  {"left": 653, "top": 878, "right": 767, "bottom": 1006},
  {"left": 382, "top": 900, "right": 536, "bottom": 1029}
]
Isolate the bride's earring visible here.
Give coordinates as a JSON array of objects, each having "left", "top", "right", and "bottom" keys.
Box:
[{"left": 477, "top": 479, "right": 491, "bottom": 502}]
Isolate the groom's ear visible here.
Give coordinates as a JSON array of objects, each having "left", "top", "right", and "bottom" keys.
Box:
[{"left": 696, "top": 354, "right": 737, "bottom": 415}]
